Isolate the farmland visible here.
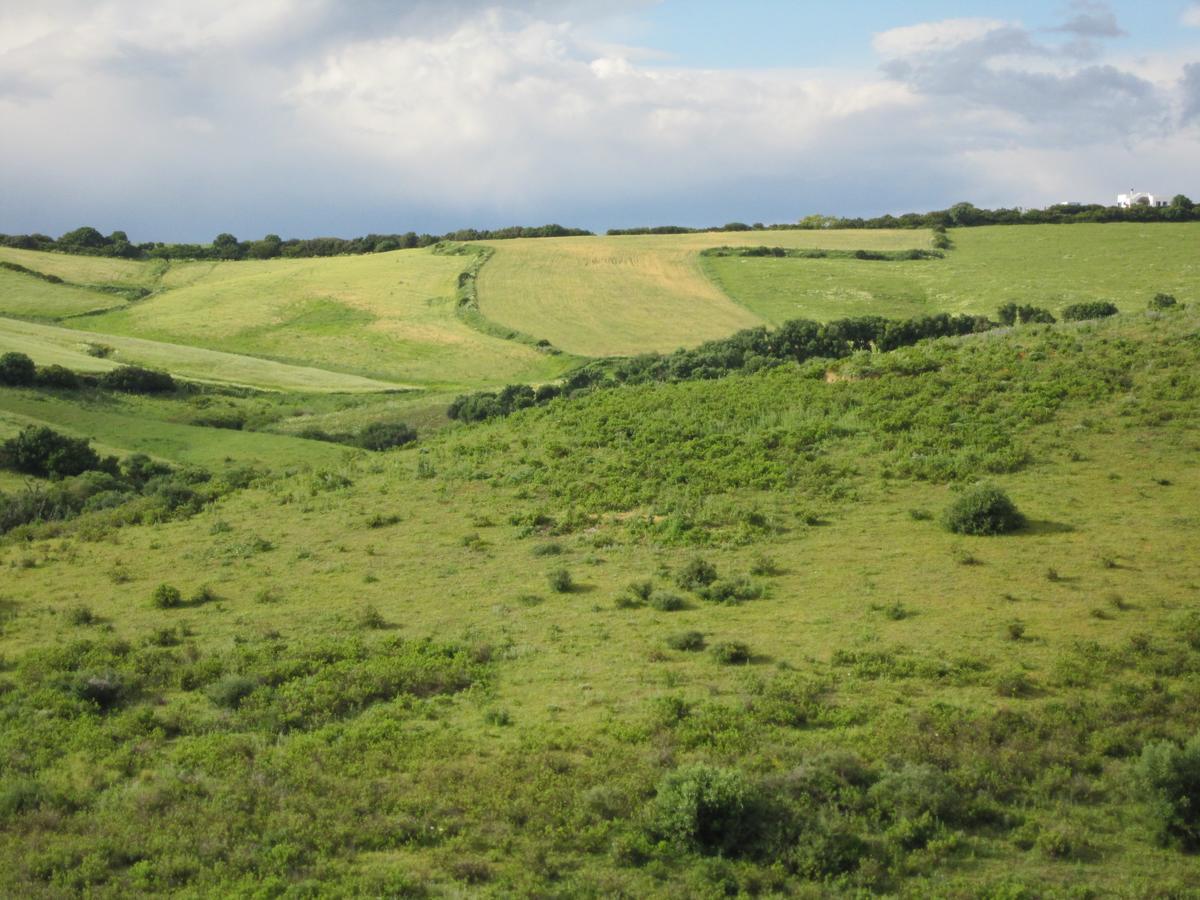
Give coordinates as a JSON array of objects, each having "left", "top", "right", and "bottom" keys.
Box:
[{"left": 0, "top": 224, "right": 1198, "bottom": 895}]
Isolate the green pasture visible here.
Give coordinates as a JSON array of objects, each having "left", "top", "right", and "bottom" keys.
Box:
[
  {"left": 706, "top": 223, "right": 1200, "bottom": 324},
  {"left": 475, "top": 229, "right": 928, "bottom": 357},
  {"left": 76, "top": 249, "right": 575, "bottom": 389},
  {"left": 1, "top": 307, "right": 1198, "bottom": 894}
]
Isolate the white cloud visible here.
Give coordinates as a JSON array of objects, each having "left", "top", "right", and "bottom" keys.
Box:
[
  {"left": 1184, "top": 5, "right": 1200, "bottom": 28},
  {"left": 872, "top": 19, "right": 1014, "bottom": 59},
  {"left": 0, "top": 2, "right": 1196, "bottom": 239}
]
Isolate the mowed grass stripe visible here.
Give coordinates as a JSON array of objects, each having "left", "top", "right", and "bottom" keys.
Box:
[
  {"left": 475, "top": 229, "right": 929, "bottom": 357},
  {"left": 0, "top": 316, "right": 407, "bottom": 393}
]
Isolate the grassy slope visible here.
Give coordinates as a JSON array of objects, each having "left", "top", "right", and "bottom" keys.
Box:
[
  {"left": 76, "top": 249, "right": 575, "bottom": 390},
  {"left": 475, "top": 230, "right": 928, "bottom": 357},
  {"left": 2, "top": 308, "right": 1198, "bottom": 894},
  {"left": 0, "top": 269, "right": 130, "bottom": 319},
  {"left": 707, "top": 223, "right": 1200, "bottom": 324},
  {"left": 0, "top": 389, "right": 349, "bottom": 470},
  {"left": 0, "top": 247, "right": 161, "bottom": 288},
  {"left": 0, "top": 317, "right": 407, "bottom": 392}
]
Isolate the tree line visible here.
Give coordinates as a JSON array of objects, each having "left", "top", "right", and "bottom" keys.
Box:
[
  {"left": 0, "top": 224, "right": 593, "bottom": 261},
  {"left": 608, "top": 197, "right": 1197, "bottom": 236}
]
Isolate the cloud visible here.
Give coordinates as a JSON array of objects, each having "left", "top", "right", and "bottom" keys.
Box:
[
  {"left": 1185, "top": 5, "right": 1200, "bottom": 28},
  {"left": 1054, "top": 1, "right": 1125, "bottom": 38},
  {"left": 0, "top": 2, "right": 1196, "bottom": 239}
]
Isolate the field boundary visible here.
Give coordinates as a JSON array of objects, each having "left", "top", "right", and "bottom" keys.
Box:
[{"left": 434, "top": 242, "right": 573, "bottom": 358}]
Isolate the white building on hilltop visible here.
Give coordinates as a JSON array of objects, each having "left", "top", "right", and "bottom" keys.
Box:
[{"left": 1117, "top": 190, "right": 1169, "bottom": 208}]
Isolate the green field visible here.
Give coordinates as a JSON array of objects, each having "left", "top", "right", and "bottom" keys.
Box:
[
  {"left": 75, "top": 249, "right": 575, "bottom": 389},
  {"left": 2, "top": 228, "right": 1200, "bottom": 895},
  {"left": 475, "top": 230, "right": 928, "bottom": 356},
  {"left": 706, "top": 223, "right": 1200, "bottom": 324}
]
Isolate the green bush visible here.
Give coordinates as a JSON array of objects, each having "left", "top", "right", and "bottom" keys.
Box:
[
  {"left": 1061, "top": 301, "right": 1118, "bottom": 322},
  {"left": 35, "top": 364, "right": 80, "bottom": 389},
  {"left": 206, "top": 675, "right": 257, "bottom": 709},
  {"left": 651, "top": 764, "right": 761, "bottom": 856},
  {"left": 942, "top": 483, "right": 1025, "bottom": 535},
  {"left": 100, "top": 366, "right": 176, "bottom": 393},
  {"left": 151, "top": 583, "right": 183, "bottom": 609},
  {"left": 548, "top": 568, "right": 574, "bottom": 593},
  {"left": 677, "top": 556, "right": 718, "bottom": 590},
  {"left": 0, "top": 425, "right": 102, "bottom": 478},
  {"left": 698, "top": 576, "right": 763, "bottom": 604},
  {"left": 712, "top": 641, "right": 753, "bottom": 665},
  {"left": 1149, "top": 293, "right": 1177, "bottom": 310},
  {"left": 649, "top": 590, "right": 687, "bottom": 612},
  {"left": 73, "top": 671, "right": 125, "bottom": 710},
  {"left": 667, "top": 631, "right": 706, "bottom": 651},
  {"left": 357, "top": 421, "right": 417, "bottom": 451},
  {"left": 0, "top": 352, "right": 36, "bottom": 386},
  {"left": 1136, "top": 732, "right": 1200, "bottom": 849}
]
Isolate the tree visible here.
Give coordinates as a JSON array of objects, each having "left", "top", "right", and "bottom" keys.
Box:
[
  {"left": 212, "top": 233, "right": 243, "bottom": 260},
  {"left": 1170, "top": 194, "right": 1194, "bottom": 211},
  {"left": 0, "top": 425, "right": 100, "bottom": 478},
  {"left": 247, "top": 234, "right": 283, "bottom": 259},
  {"left": 57, "top": 226, "right": 107, "bottom": 250},
  {"left": 0, "top": 352, "right": 36, "bottom": 386}
]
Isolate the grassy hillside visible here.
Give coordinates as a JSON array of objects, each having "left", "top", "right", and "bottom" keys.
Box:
[
  {"left": 706, "top": 223, "right": 1200, "bottom": 325},
  {"left": 2, "top": 305, "right": 1198, "bottom": 895},
  {"left": 75, "top": 249, "right": 575, "bottom": 390},
  {"left": 475, "top": 229, "right": 928, "bottom": 357},
  {"left": 0, "top": 317, "right": 407, "bottom": 393}
]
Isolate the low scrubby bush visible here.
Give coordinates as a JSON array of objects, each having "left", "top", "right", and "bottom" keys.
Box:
[
  {"left": 712, "top": 641, "right": 753, "bottom": 665},
  {"left": 101, "top": 366, "right": 176, "bottom": 393},
  {"left": 151, "top": 584, "right": 183, "bottom": 609},
  {"left": 649, "top": 590, "right": 687, "bottom": 612},
  {"left": 667, "top": 631, "right": 706, "bottom": 651},
  {"left": 357, "top": 421, "right": 417, "bottom": 451},
  {"left": 677, "top": 556, "right": 718, "bottom": 590},
  {"left": 651, "top": 764, "right": 762, "bottom": 856},
  {"left": 206, "top": 675, "right": 257, "bottom": 709},
  {"left": 35, "top": 365, "right": 80, "bottom": 389},
  {"left": 1061, "top": 301, "right": 1118, "bottom": 322},
  {"left": 698, "top": 576, "right": 762, "bottom": 604},
  {"left": 943, "top": 483, "right": 1025, "bottom": 535},
  {"left": 1136, "top": 732, "right": 1200, "bottom": 849},
  {"left": 548, "top": 569, "right": 574, "bottom": 593},
  {"left": 1149, "top": 293, "right": 1178, "bottom": 310}
]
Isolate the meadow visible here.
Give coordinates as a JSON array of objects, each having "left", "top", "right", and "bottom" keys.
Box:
[
  {"left": 704, "top": 223, "right": 1200, "bottom": 325},
  {"left": 474, "top": 229, "right": 926, "bottom": 357},
  {"left": 0, "top": 226, "right": 1198, "bottom": 895}
]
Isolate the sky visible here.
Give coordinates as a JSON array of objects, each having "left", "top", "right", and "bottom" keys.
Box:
[{"left": 1, "top": 1, "right": 1198, "bottom": 241}]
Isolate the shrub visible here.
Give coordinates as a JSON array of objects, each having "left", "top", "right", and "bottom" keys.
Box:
[
  {"left": 649, "top": 590, "right": 687, "bottom": 612},
  {"left": 651, "top": 764, "right": 761, "bottom": 856},
  {"left": 712, "top": 641, "right": 753, "bottom": 665},
  {"left": 548, "top": 568, "right": 574, "bottom": 593},
  {"left": 1136, "top": 732, "right": 1200, "bottom": 849},
  {"left": 73, "top": 671, "right": 125, "bottom": 710},
  {"left": 207, "top": 675, "right": 257, "bottom": 709},
  {"left": 65, "top": 604, "right": 96, "bottom": 625},
  {"left": 531, "top": 542, "right": 562, "bottom": 556},
  {"left": 698, "top": 576, "right": 763, "bottom": 604},
  {"left": 357, "top": 421, "right": 417, "bottom": 451},
  {"left": 100, "top": 366, "right": 175, "bottom": 393},
  {"left": 1061, "top": 301, "right": 1118, "bottom": 322},
  {"left": 942, "top": 483, "right": 1025, "bottom": 535},
  {"left": 359, "top": 604, "right": 387, "bottom": 629},
  {"left": 1007, "top": 620, "right": 1026, "bottom": 641},
  {"left": 749, "top": 554, "right": 781, "bottom": 576},
  {"left": 151, "top": 583, "right": 183, "bottom": 609},
  {"left": 676, "top": 556, "right": 718, "bottom": 590},
  {"left": 190, "top": 585, "right": 218, "bottom": 605},
  {"left": 0, "top": 425, "right": 101, "bottom": 478},
  {"left": 0, "top": 352, "right": 36, "bottom": 386},
  {"left": 35, "top": 364, "right": 79, "bottom": 389},
  {"left": 667, "top": 631, "right": 706, "bottom": 651},
  {"left": 1149, "top": 293, "right": 1177, "bottom": 310}
]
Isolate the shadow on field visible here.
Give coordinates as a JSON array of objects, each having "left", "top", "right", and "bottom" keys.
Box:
[{"left": 1022, "top": 519, "right": 1076, "bottom": 536}]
